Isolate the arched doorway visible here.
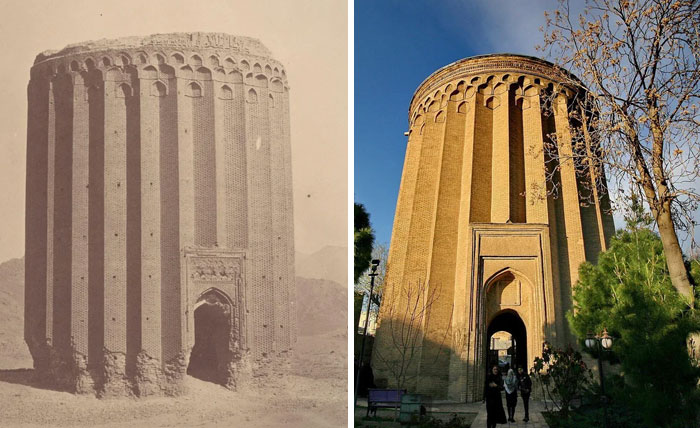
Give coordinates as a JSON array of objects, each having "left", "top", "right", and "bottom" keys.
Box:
[
  {"left": 486, "top": 310, "right": 527, "bottom": 373},
  {"left": 187, "top": 289, "right": 234, "bottom": 385}
]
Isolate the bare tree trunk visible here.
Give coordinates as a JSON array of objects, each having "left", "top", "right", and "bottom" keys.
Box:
[
  {"left": 626, "top": 118, "right": 695, "bottom": 304},
  {"left": 656, "top": 204, "right": 694, "bottom": 302}
]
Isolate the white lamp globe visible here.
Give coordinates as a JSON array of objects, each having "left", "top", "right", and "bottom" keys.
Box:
[
  {"left": 601, "top": 329, "right": 613, "bottom": 350},
  {"left": 585, "top": 335, "right": 596, "bottom": 349}
]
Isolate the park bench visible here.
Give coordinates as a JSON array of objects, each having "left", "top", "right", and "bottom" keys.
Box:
[{"left": 367, "top": 388, "right": 406, "bottom": 417}]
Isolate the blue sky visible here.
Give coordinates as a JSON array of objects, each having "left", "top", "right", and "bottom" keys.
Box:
[
  {"left": 354, "top": 0, "right": 559, "bottom": 248},
  {"left": 354, "top": 0, "right": 700, "bottom": 253}
]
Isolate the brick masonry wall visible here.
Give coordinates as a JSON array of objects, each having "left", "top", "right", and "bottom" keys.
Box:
[
  {"left": 373, "top": 54, "right": 615, "bottom": 402},
  {"left": 24, "top": 33, "right": 295, "bottom": 396}
]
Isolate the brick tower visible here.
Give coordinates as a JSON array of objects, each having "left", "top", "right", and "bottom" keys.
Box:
[
  {"left": 372, "top": 54, "right": 615, "bottom": 401},
  {"left": 24, "top": 33, "right": 296, "bottom": 396}
]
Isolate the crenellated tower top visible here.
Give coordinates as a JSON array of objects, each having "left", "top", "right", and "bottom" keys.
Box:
[
  {"left": 408, "top": 53, "right": 580, "bottom": 125},
  {"left": 30, "top": 32, "right": 287, "bottom": 86}
]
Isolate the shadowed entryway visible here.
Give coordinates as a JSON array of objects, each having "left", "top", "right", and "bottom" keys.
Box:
[
  {"left": 187, "top": 292, "right": 233, "bottom": 385},
  {"left": 487, "top": 310, "right": 527, "bottom": 372}
]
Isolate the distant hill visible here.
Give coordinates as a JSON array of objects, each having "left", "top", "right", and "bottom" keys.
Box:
[
  {"left": 294, "top": 276, "right": 346, "bottom": 336},
  {"left": 295, "top": 245, "right": 347, "bottom": 286},
  {"left": 0, "top": 257, "right": 345, "bottom": 366},
  {"left": 0, "top": 257, "right": 31, "bottom": 368}
]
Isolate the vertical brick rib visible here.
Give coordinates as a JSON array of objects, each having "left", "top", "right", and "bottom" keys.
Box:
[
  {"left": 71, "top": 74, "right": 90, "bottom": 357},
  {"left": 245, "top": 77, "right": 274, "bottom": 356},
  {"left": 52, "top": 73, "right": 74, "bottom": 351},
  {"left": 373, "top": 108, "right": 423, "bottom": 387},
  {"left": 578, "top": 173, "right": 603, "bottom": 263},
  {"left": 381, "top": 117, "right": 422, "bottom": 302},
  {"left": 508, "top": 86, "right": 526, "bottom": 223},
  {"left": 159, "top": 73, "right": 179, "bottom": 363},
  {"left": 268, "top": 85, "right": 289, "bottom": 350},
  {"left": 45, "top": 79, "right": 56, "bottom": 344},
  {"left": 214, "top": 82, "right": 228, "bottom": 246},
  {"left": 25, "top": 77, "right": 49, "bottom": 362},
  {"left": 420, "top": 95, "right": 465, "bottom": 396},
  {"left": 280, "top": 85, "right": 295, "bottom": 346},
  {"left": 522, "top": 87, "right": 548, "bottom": 223},
  {"left": 102, "top": 77, "right": 128, "bottom": 358},
  {"left": 553, "top": 94, "right": 586, "bottom": 289},
  {"left": 226, "top": 72, "right": 248, "bottom": 250},
  {"left": 589, "top": 165, "right": 609, "bottom": 253},
  {"left": 125, "top": 74, "right": 142, "bottom": 371},
  {"left": 164, "top": 72, "right": 191, "bottom": 362},
  {"left": 258, "top": 80, "right": 274, "bottom": 355},
  {"left": 470, "top": 92, "right": 492, "bottom": 222},
  {"left": 545, "top": 93, "right": 579, "bottom": 343},
  {"left": 87, "top": 75, "right": 105, "bottom": 371},
  {"left": 490, "top": 84, "right": 510, "bottom": 223},
  {"left": 141, "top": 75, "right": 163, "bottom": 360},
  {"left": 451, "top": 88, "right": 476, "bottom": 402},
  {"left": 192, "top": 70, "right": 217, "bottom": 246},
  {"left": 399, "top": 101, "right": 444, "bottom": 390},
  {"left": 542, "top": 104, "right": 567, "bottom": 344}
]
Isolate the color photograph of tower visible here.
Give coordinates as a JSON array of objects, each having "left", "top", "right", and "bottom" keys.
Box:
[
  {"left": 24, "top": 32, "right": 296, "bottom": 396},
  {"left": 372, "top": 54, "right": 616, "bottom": 402}
]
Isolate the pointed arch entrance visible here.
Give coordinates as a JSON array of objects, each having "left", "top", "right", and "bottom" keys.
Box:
[
  {"left": 476, "top": 266, "right": 544, "bottom": 396},
  {"left": 187, "top": 288, "right": 235, "bottom": 385}
]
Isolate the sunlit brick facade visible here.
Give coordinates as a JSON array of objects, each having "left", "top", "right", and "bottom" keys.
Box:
[{"left": 373, "top": 54, "right": 615, "bottom": 402}]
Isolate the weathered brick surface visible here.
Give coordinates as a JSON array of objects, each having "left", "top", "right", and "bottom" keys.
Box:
[
  {"left": 25, "top": 33, "right": 295, "bottom": 396},
  {"left": 373, "top": 54, "right": 613, "bottom": 402}
]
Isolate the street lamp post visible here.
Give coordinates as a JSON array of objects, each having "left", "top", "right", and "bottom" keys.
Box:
[
  {"left": 354, "top": 259, "right": 381, "bottom": 411},
  {"left": 585, "top": 328, "right": 613, "bottom": 428}
]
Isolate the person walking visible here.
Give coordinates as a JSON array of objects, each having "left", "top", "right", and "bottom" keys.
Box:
[
  {"left": 517, "top": 366, "right": 532, "bottom": 422},
  {"left": 504, "top": 368, "right": 518, "bottom": 422},
  {"left": 484, "top": 365, "right": 507, "bottom": 428}
]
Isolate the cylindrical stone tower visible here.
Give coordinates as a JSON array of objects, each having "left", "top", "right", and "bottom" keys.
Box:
[
  {"left": 372, "top": 54, "right": 615, "bottom": 402},
  {"left": 24, "top": 32, "right": 296, "bottom": 396}
]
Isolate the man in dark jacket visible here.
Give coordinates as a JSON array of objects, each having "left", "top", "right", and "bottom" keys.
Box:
[
  {"left": 517, "top": 366, "right": 532, "bottom": 422},
  {"left": 358, "top": 362, "right": 375, "bottom": 396}
]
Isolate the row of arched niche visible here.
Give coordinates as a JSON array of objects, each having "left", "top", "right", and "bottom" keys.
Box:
[
  {"left": 32, "top": 49, "right": 287, "bottom": 86},
  {"left": 110, "top": 79, "right": 278, "bottom": 106},
  {"left": 44, "top": 56, "right": 287, "bottom": 106},
  {"left": 408, "top": 72, "right": 576, "bottom": 128}
]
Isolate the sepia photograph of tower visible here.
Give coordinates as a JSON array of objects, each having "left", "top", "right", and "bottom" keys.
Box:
[
  {"left": 0, "top": 1, "right": 347, "bottom": 426},
  {"left": 24, "top": 32, "right": 296, "bottom": 396},
  {"left": 371, "top": 54, "right": 615, "bottom": 402}
]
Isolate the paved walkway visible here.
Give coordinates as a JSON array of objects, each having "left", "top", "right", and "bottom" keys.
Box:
[
  {"left": 355, "top": 396, "right": 550, "bottom": 427},
  {"left": 470, "top": 399, "right": 549, "bottom": 428}
]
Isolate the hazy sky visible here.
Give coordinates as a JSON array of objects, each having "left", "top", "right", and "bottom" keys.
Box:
[{"left": 0, "top": 0, "right": 347, "bottom": 262}]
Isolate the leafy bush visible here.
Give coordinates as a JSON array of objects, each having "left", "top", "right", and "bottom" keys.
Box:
[
  {"left": 568, "top": 227, "right": 700, "bottom": 427},
  {"left": 531, "top": 343, "right": 592, "bottom": 417},
  {"left": 412, "top": 414, "right": 470, "bottom": 428},
  {"left": 543, "top": 400, "right": 641, "bottom": 428}
]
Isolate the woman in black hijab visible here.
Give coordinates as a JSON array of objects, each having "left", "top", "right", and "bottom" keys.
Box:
[{"left": 484, "top": 365, "right": 507, "bottom": 428}]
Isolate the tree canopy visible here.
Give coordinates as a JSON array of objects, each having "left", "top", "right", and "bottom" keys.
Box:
[
  {"left": 354, "top": 202, "right": 375, "bottom": 284},
  {"left": 568, "top": 222, "right": 700, "bottom": 426}
]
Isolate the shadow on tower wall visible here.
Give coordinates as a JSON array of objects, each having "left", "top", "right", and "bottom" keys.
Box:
[{"left": 369, "top": 313, "right": 561, "bottom": 403}]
